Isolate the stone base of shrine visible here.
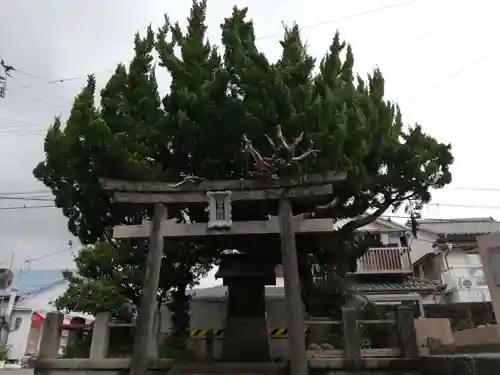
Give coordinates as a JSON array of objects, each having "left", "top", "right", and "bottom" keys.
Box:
[{"left": 221, "top": 318, "right": 271, "bottom": 362}]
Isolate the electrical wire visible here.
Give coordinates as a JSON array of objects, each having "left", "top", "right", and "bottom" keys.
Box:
[
  {"left": 405, "top": 42, "right": 500, "bottom": 103},
  {"left": 7, "top": 68, "right": 115, "bottom": 91},
  {"left": 0, "top": 196, "right": 54, "bottom": 202},
  {"left": 3, "top": 184, "right": 500, "bottom": 200},
  {"left": 24, "top": 247, "right": 74, "bottom": 264},
  {"left": 3, "top": 0, "right": 424, "bottom": 95},
  {"left": 0, "top": 0, "right": 479, "bottom": 125},
  {"left": 362, "top": 5, "right": 500, "bottom": 60},
  {"left": 2, "top": 201, "right": 500, "bottom": 212},
  {"left": 255, "top": 0, "right": 426, "bottom": 41},
  {"left": 0, "top": 189, "right": 51, "bottom": 195},
  {"left": 0, "top": 205, "right": 56, "bottom": 211}
]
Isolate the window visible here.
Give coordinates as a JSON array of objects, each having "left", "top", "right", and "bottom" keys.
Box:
[
  {"left": 387, "top": 234, "right": 401, "bottom": 246},
  {"left": 466, "top": 253, "right": 481, "bottom": 266}
]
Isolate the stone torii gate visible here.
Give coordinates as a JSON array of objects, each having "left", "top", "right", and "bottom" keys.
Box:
[{"left": 100, "top": 171, "right": 345, "bottom": 375}]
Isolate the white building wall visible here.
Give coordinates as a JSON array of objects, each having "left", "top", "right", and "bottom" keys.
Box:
[
  {"left": 6, "top": 309, "right": 32, "bottom": 360},
  {"left": 446, "top": 249, "right": 469, "bottom": 267},
  {"left": 442, "top": 249, "right": 489, "bottom": 303},
  {"left": 446, "top": 289, "right": 491, "bottom": 304},
  {"left": 408, "top": 234, "right": 436, "bottom": 264}
]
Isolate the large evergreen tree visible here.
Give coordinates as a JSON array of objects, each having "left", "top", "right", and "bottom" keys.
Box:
[{"left": 34, "top": 1, "right": 453, "bottom": 326}]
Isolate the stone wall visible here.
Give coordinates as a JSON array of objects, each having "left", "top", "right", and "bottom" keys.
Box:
[
  {"left": 422, "top": 354, "right": 500, "bottom": 375},
  {"left": 162, "top": 296, "right": 290, "bottom": 358},
  {"left": 34, "top": 355, "right": 500, "bottom": 375}
]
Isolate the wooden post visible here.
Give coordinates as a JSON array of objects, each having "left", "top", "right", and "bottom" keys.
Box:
[
  {"left": 147, "top": 310, "right": 161, "bottom": 359},
  {"left": 396, "top": 305, "right": 419, "bottom": 358},
  {"left": 38, "top": 312, "right": 63, "bottom": 359},
  {"left": 342, "top": 307, "right": 361, "bottom": 364},
  {"left": 130, "top": 203, "right": 167, "bottom": 375},
  {"left": 278, "top": 196, "right": 308, "bottom": 375},
  {"left": 90, "top": 312, "right": 110, "bottom": 359}
]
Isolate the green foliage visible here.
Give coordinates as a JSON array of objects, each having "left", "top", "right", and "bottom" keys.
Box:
[
  {"left": 358, "top": 302, "right": 388, "bottom": 348},
  {"left": 63, "top": 333, "right": 91, "bottom": 358},
  {"left": 0, "top": 343, "right": 9, "bottom": 360},
  {"left": 54, "top": 242, "right": 143, "bottom": 318},
  {"left": 34, "top": 0, "right": 453, "bottom": 322}
]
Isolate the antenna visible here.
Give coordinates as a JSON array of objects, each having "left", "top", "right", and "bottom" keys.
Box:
[{"left": 7, "top": 251, "right": 14, "bottom": 270}]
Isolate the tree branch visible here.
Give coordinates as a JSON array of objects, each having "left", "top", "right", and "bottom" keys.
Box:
[
  {"left": 242, "top": 126, "right": 318, "bottom": 177},
  {"left": 334, "top": 191, "right": 418, "bottom": 238},
  {"left": 167, "top": 173, "right": 208, "bottom": 188},
  {"left": 335, "top": 199, "right": 393, "bottom": 239}
]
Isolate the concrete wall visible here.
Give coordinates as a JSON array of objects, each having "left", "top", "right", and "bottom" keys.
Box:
[
  {"left": 161, "top": 296, "right": 290, "bottom": 358},
  {"left": 453, "top": 325, "right": 500, "bottom": 346},
  {"left": 423, "top": 354, "right": 500, "bottom": 375},
  {"left": 414, "top": 318, "right": 454, "bottom": 355},
  {"left": 33, "top": 355, "right": 500, "bottom": 375},
  {"left": 162, "top": 296, "right": 289, "bottom": 329}
]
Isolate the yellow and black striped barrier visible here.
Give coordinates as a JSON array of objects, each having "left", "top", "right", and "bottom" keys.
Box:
[
  {"left": 188, "top": 329, "right": 224, "bottom": 338},
  {"left": 188, "top": 327, "right": 309, "bottom": 338}
]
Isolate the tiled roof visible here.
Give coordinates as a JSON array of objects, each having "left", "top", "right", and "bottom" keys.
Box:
[
  {"left": 352, "top": 277, "right": 444, "bottom": 293},
  {"left": 413, "top": 217, "right": 500, "bottom": 236},
  {"left": 333, "top": 217, "right": 409, "bottom": 232},
  {"left": 191, "top": 277, "right": 443, "bottom": 299}
]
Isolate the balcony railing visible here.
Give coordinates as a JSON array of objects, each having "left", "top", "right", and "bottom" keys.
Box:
[
  {"left": 352, "top": 247, "right": 412, "bottom": 275},
  {"left": 442, "top": 266, "right": 487, "bottom": 291}
]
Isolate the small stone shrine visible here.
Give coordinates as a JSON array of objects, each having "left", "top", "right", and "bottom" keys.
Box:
[{"left": 215, "top": 253, "right": 276, "bottom": 361}]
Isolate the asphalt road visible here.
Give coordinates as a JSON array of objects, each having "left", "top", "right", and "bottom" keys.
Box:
[{"left": 0, "top": 370, "right": 33, "bottom": 375}]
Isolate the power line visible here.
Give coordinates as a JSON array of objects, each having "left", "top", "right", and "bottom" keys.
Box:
[
  {"left": 362, "top": 5, "right": 500, "bottom": 60},
  {"left": 0, "top": 196, "right": 54, "bottom": 202},
  {"left": 405, "top": 42, "right": 500, "bottom": 103},
  {"left": 0, "top": 189, "right": 51, "bottom": 196},
  {"left": 427, "top": 202, "right": 500, "bottom": 210},
  {"left": 255, "top": 0, "right": 425, "bottom": 41},
  {"left": 8, "top": 69, "right": 114, "bottom": 91},
  {"left": 24, "top": 247, "right": 74, "bottom": 264},
  {"left": 3, "top": 0, "right": 423, "bottom": 97},
  {"left": 0, "top": 204, "right": 56, "bottom": 211},
  {"left": 434, "top": 186, "right": 500, "bottom": 192},
  {"left": 3, "top": 201, "right": 500, "bottom": 212},
  {"left": 2, "top": 184, "right": 500, "bottom": 200}
]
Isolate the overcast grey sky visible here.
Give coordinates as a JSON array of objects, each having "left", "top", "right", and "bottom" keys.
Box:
[{"left": 1, "top": 0, "right": 499, "bottom": 272}]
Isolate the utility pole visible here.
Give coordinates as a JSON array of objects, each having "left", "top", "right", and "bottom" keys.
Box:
[{"left": 0, "top": 58, "right": 15, "bottom": 99}]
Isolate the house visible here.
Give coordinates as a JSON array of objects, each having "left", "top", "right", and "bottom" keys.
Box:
[
  {"left": 336, "top": 217, "right": 445, "bottom": 312},
  {"left": 0, "top": 269, "right": 92, "bottom": 361},
  {"left": 410, "top": 217, "right": 500, "bottom": 304}
]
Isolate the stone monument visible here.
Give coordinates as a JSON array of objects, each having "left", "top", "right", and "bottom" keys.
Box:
[{"left": 215, "top": 253, "right": 276, "bottom": 361}]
